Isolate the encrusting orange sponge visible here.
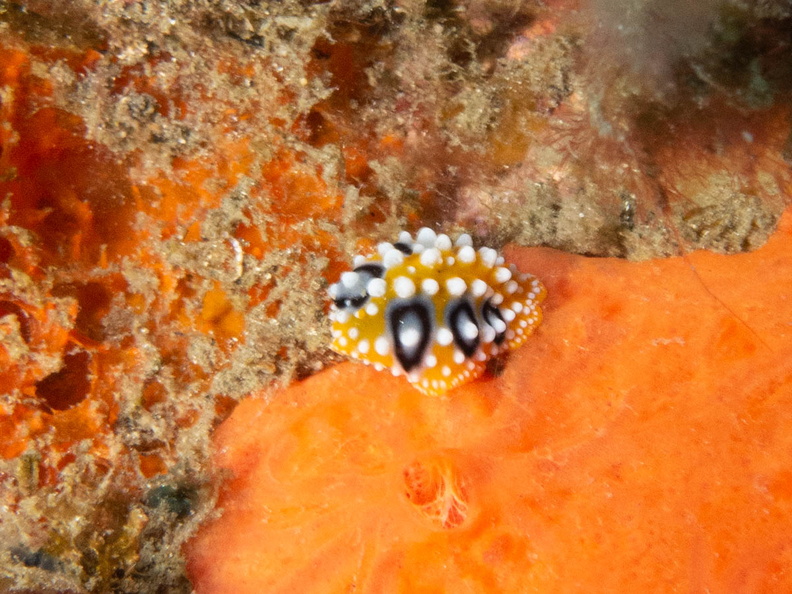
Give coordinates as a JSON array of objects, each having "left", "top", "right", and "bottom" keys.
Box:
[{"left": 186, "top": 209, "right": 792, "bottom": 593}]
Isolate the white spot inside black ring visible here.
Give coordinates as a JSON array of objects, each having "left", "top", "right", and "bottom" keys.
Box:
[
  {"left": 447, "top": 298, "right": 480, "bottom": 357},
  {"left": 334, "top": 262, "right": 386, "bottom": 311},
  {"left": 387, "top": 298, "right": 434, "bottom": 372},
  {"left": 334, "top": 294, "right": 368, "bottom": 309},
  {"left": 482, "top": 298, "right": 507, "bottom": 345}
]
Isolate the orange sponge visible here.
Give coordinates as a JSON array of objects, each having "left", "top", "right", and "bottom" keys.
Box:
[{"left": 187, "top": 209, "right": 792, "bottom": 593}]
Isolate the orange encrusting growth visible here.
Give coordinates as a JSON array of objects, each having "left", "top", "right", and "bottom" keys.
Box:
[
  {"left": 187, "top": 208, "right": 792, "bottom": 593},
  {"left": 0, "top": 40, "right": 352, "bottom": 486}
]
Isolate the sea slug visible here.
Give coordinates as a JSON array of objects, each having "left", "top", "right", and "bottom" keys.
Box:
[{"left": 328, "top": 228, "right": 546, "bottom": 395}]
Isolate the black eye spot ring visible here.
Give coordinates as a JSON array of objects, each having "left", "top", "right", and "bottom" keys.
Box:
[
  {"left": 353, "top": 263, "right": 385, "bottom": 278},
  {"left": 393, "top": 242, "right": 413, "bottom": 255},
  {"left": 447, "top": 298, "right": 480, "bottom": 357},
  {"left": 482, "top": 298, "right": 506, "bottom": 345},
  {"left": 334, "top": 294, "right": 369, "bottom": 310},
  {"left": 333, "top": 262, "right": 384, "bottom": 312},
  {"left": 386, "top": 298, "right": 434, "bottom": 372}
]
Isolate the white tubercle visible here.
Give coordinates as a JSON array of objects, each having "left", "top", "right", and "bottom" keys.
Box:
[
  {"left": 456, "top": 245, "right": 475, "bottom": 263},
  {"left": 393, "top": 276, "right": 416, "bottom": 298},
  {"left": 419, "top": 247, "right": 441, "bottom": 267},
  {"left": 435, "top": 233, "right": 452, "bottom": 251},
  {"left": 479, "top": 247, "right": 498, "bottom": 268},
  {"left": 377, "top": 242, "right": 394, "bottom": 256},
  {"left": 341, "top": 271, "right": 359, "bottom": 288},
  {"left": 367, "top": 278, "right": 387, "bottom": 297},
  {"left": 436, "top": 327, "right": 453, "bottom": 346},
  {"left": 445, "top": 277, "right": 467, "bottom": 297},
  {"left": 374, "top": 336, "right": 390, "bottom": 355},
  {"left": 470, "top": 278, "right": 488, "bottom": 297},
  {"left": 421, "top": 278, "right": 439, "bottom": 296},
  {"left": 455, "top": 233, "right": 473, "bottom": 247},
  {"left": 460, "top": 318, "right": 479, "bottom": 340},
  {"left": 416, "top": 227, "right": 437, "bottom": 247},
  {"left": 494, "top": 267, "right": 512, "bottom": 283},
  {"left": 382, "top": 248, "right": 404, "bottom": 269},
  {"left": 400, "top": 326, "right": 420, "bottom": 348}
]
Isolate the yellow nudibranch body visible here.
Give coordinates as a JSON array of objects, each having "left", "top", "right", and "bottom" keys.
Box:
[{"left": 328, "top": 228, "right": 546, "bottom": 396}]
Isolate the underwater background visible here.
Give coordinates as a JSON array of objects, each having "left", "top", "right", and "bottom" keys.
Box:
[{"left": 0, "top": 1, "right": 791, "bottom": 591}]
